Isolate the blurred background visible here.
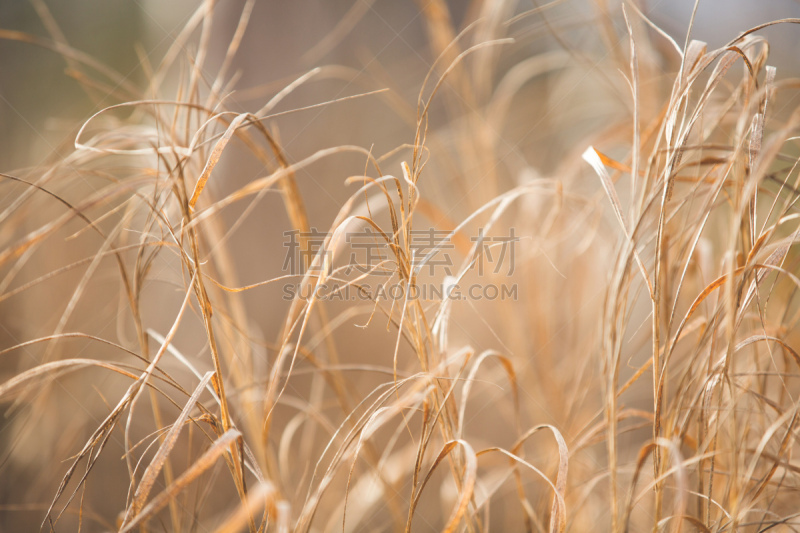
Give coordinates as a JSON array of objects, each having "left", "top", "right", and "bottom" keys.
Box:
[{"left": 2, "top": 0, "right": 799, "bottom": 175}]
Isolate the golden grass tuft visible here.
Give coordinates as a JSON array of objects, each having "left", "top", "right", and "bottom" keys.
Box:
[{"left": 2, "top": 1, "right": 800, "bottom": 531}]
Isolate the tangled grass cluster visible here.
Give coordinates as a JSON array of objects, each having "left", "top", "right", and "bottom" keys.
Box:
[{"left": 2, "top": 1, "right": 800, "bottom": 531}]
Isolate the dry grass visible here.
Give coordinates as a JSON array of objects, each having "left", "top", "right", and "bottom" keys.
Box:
[{"left": 2, "top": 1, "right": 800, "bottom": 531}]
